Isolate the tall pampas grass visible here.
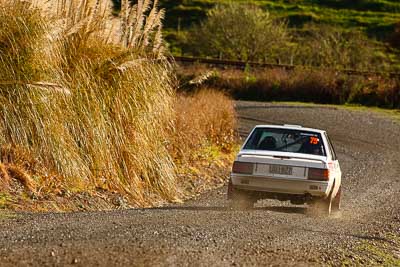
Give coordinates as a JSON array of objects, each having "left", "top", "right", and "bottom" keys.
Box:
[
  {"left": 0, "top": 0, "right": 178, "bottom": 205},
  {"left": 0, "top": 0, "right": 237, "bottom": 209},
  {"left": 119, "top": 0, "right": 165, "bottom": 55}
]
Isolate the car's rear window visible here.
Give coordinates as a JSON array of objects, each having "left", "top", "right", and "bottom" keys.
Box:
[{"left": 243, "top": 127, "right": 326, "bottom": 156}]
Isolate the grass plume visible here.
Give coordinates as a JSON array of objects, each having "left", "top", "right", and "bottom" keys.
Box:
[{"left": 0, "top": 0, "right": 237, "bottom": 210}]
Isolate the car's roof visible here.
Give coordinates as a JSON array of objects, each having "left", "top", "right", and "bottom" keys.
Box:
[{"left": 253, "top": 124, "right": 326, "bottom": 134}]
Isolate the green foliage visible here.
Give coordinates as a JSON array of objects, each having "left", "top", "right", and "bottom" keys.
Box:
[
  {"left": 187, "top": 3, "right": 289, "bottom": 62},
  {"left": 0, "top": 193, "right": 10, "bottom": 209},
  {"left": 161, "top": 0, "right": 400, "bottom": 38},
  {"left": 293, "top": 24, "right": 383, "bottom": 70},
  {"left": 161, "top": 0, "right": 400, "bottom": 69}
]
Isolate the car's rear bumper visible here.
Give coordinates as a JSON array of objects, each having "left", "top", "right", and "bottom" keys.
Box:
[{"left": 231, "top": 173, "right": 331, "bottom": 197}]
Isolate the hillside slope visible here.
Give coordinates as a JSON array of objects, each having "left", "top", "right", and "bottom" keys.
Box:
[
  {"left": 159, "top": 0, "right": 400, "bottom": 66},
  {"left": 161, "top": 0, "right": 400, "bottom": 36}
]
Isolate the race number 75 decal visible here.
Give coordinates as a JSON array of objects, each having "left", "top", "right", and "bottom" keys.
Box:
[{"left": 310, "top": 137, "right": 319, "bottom": 145}]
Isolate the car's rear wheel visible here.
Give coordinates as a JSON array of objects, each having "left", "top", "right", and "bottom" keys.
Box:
[
  {"left": 332, "top": 186, "right": 342, "bottom": 212},
  {"left": 227, "top": 179, "right": 254, "bottom": 209}
]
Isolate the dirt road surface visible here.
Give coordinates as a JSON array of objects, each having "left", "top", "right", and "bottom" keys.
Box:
[{"left": 0, "top": 102, "right": 399, "bottom": 266}]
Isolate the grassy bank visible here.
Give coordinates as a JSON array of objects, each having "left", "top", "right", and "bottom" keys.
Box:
[
  {"left": 330, "top": 233, "right": 400, "bottom": 266},
  {"left": 160, "top": 0, "right": 400, "bottom": 37},
  {"left": 160, "top": 0, "right": 400, "bottom": 69},
  {"left": 0, "top": 0, "right": 237, "bottom": 211},
  {"left": 178, "top": 65, "right": 400, "bottom": 109}
]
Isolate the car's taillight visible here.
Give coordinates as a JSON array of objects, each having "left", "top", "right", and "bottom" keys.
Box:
[
  {"left": 232, "top": 161, "right": 254, "bottom": 174},
  {"left": 308, "top": 168, "right": 329, "bottom": 181}
]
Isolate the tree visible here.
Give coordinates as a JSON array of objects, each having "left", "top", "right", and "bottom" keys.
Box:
[
  {"left": 188, "top": 3, "right": 289, "bottom": 62},
  {"left": 294, "top": 24, "right": 382, "bottom": 70}
]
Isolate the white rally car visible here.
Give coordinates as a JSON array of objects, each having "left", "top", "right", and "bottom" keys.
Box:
[{"left": 228, "top": 124, "right": 342, "bottom": 215}]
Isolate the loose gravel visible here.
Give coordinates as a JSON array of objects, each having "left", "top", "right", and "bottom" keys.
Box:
[{"left": 0, "top": 102, "right": 399, "bottom": 266}]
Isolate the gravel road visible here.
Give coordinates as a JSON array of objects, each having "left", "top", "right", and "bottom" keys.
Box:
[{"left": 0, "top": 102, "right": 399, "bottom": 266}]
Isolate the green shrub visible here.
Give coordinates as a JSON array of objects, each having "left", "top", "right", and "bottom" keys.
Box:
[
  {"left": 187, "top": 3, "right": 289, "bottom": 62},
  {"left": 293, "top": 24, "right": 383, "bottom": 70}
]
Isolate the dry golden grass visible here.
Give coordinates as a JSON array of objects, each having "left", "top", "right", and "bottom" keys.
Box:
[
  {"left": 0, "top": 0, "right": 237, "bottom": 210},
  {"left": 170, "top": 89, "right": 237, "bottom": 201},
  {"left": 6, "top": 166, "right": 36, "bottom": 193},
  {"left": 0, "top": 163, "right": 10, "bottom": 190},
  {"left": 179, "top": 65, "right": 400, "bottom": 108},
  {"left": 0, "top": 0, "right": 171, "bottom": 205},
  {"left": 172, "top": 89, "right": 236, "bottom": 162},
  {"left": 119, "top": 0, "right": 165, "bottom": 55}
]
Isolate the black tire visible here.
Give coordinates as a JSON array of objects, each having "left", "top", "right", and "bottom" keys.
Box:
[
  {"left": 227, "top": 179, "right": 254, "bottom": 209},
  {"left": 332, "top": 186, "right": 342, "bottom": 212}
]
